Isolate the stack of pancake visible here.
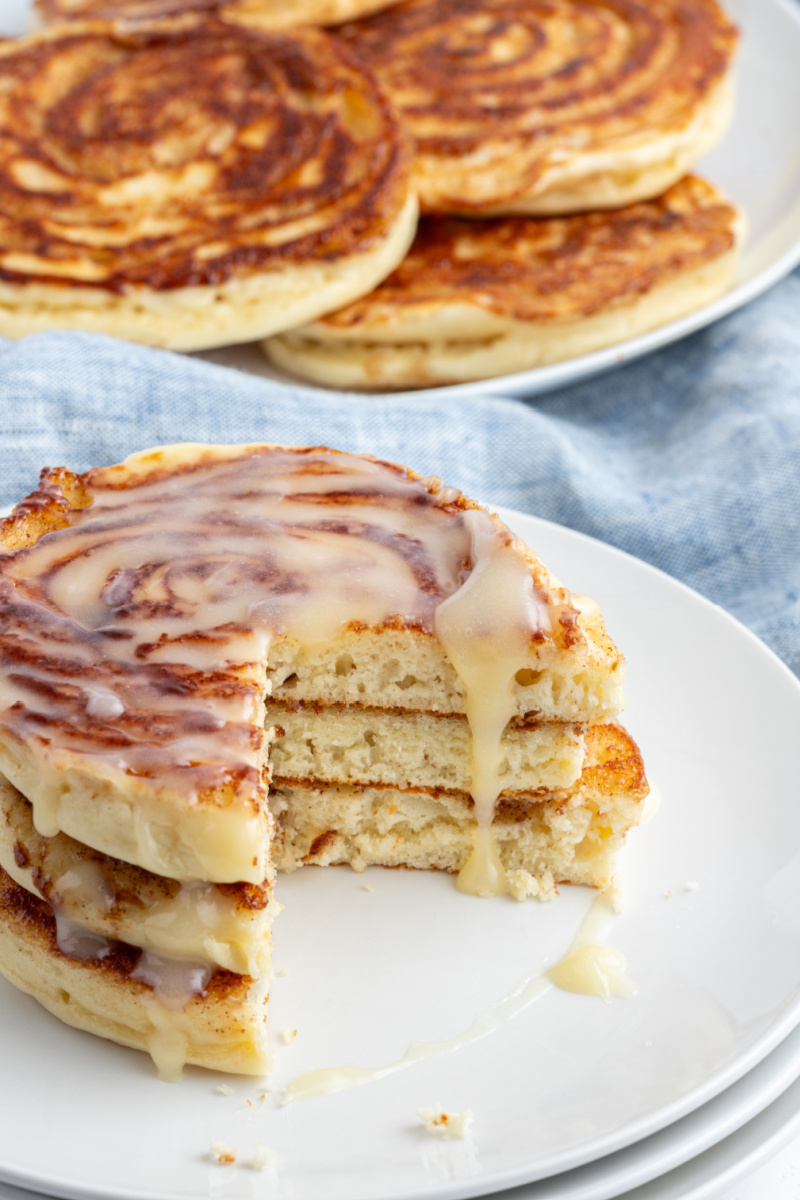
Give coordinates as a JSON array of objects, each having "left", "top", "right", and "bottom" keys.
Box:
[
  {"left": 263, "top": 0, "right": 744, "bottom": 386},
  {"left": 0, "top": 0, "right": 735, "bottom": 381},
  {"left": 22, "top": 0, "right": 743, "bottom": 385},
  {"left": 0, "top": 443, "right": 647, "bottom": 1073}
]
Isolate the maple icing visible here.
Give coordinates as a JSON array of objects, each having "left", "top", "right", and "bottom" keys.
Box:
[{"left": 0, "top": 445, "right": 570, "bottom": 900}]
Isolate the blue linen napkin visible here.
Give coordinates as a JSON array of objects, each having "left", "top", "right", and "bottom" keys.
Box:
[{"left": 0, "top": 267, "right": 798, "bottom": 675}]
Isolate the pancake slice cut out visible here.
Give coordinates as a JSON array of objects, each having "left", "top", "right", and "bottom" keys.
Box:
[{"left": 264, "top": 176, "right": 743, "bottom": 390}]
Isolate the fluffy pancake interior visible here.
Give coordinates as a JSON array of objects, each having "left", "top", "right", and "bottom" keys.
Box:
[
  {"left": 270, "top": 703, "right": 585, "bottom": 793},
  {"left": 270, "top": 723, "right": 647, "bottom": 897}
]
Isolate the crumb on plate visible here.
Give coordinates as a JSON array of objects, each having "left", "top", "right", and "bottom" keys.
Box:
[
  {"left": 209, "top": 1141, "right": 237, "bottom": 1165},
  {"left": 248, "top": 1140, "right": 277, "bottom": 1171},
  {"left": 417, "top": 1107, "right": 473, "bottom": 1140}
]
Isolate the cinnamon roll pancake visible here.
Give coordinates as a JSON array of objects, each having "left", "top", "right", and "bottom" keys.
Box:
[
  {"left": 0, "top": 864, "right": 271, "bottom": 1076},
  {"left": 340, "top": 0, "right": 738, "bottom": 215},
  {"left": 0, "top": 442, "right": 645, "bottom": 1072},
  {"left": 0, "top": 775, "right": 275, "bottom": 978},
  {"left": 265, "top": 176, "right": 743, "bottom": 389},
  {"left": 0, "top": 19, "right": 416, "bottom": 350},
  {"left": 35, "top": 0, "right": 403, "bottom": 29}
]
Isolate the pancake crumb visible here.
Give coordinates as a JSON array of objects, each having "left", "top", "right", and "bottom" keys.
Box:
[
  {"left": 248, "top": 1140, "right": 277, "bottom": 1171},
  {"left": 209, "top": 1141, "right": 237, "bottom": 1165},
  {"left": 280, "top": 1027, "right": 297, "bottom": 1045},
  {"left": 506, "top": 868, "right": 556, "bottom": 902},
  {"left": 278, "top": 966, "right": 289, "bottom": 977},
  {"left": 417, "top": 1106, "right": 473, "bottom": 1139},
  {"left": 214, "top": 1084, "right": 234, "bottom": 1097}
]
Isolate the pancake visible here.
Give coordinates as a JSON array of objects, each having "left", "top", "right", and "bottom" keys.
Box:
[
  {"left": 0, "top": 865, "right": 270, "bottom": 1076},
  {"left": 35, "top": 0, "right": 403, "bottom": 28},
  {"left": 0, "top": 443, "right": 626, "bottom": 887},
  {"left": 339, "top": 0, "right": 738, "bottom": 215},
  {"left": 0, "top": 442, "right": 644, "bottom": 1074},
  {"left": 0, "top": 775, "right": 275, "bottom": 976},
  {"left": 264, "top": 175, "right": 743, "bottom": 389},
  {"left": 0, "top": 18, "right": 416, "bottom": 350}
]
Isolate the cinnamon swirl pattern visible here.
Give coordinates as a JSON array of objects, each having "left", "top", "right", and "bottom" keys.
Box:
[
  {"left": 341, "top": 0, "right": 738, "bottom": 215},
  {"left": 35, "top": 0, "right": 403, "bottom": 28},
  {"left": 0, "top": 442, "right": 622, "bottom": 885},
  {"left": 264, "top": 176, "right": 743, "bottom": 389},
  {"left": 0, "top": 19, "right": 416, "bottom": 349}
]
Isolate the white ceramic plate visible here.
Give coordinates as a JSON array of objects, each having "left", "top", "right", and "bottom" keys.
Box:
[
  {"left": 192, "top": 0, "right": 800, "bottom": 400},
  {"left": 3, "top": 999, "right": 800, "bottom": 1200},
  {"left": 2, "top": 511, "right": 800, "bottom": 1200}
]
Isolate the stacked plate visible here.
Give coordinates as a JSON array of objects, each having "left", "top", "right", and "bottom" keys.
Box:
[{"left": 2, "top": 511, "right": 800, "bottom": 1200}]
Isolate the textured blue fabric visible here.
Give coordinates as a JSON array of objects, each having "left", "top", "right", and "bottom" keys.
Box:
[{"left": 0, "top": 267, "right": 798, "bottom": 674}]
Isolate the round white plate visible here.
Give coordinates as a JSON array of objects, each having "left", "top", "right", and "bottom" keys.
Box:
[
  {"left": 3, "top": 998, "right": 800, "bottom": 1200},
  {"left": 193, "top": 0, "right": 800, "bottom": 400},
  {"left": 2, "top": 511, "right": 800, "bottom": 1200}
]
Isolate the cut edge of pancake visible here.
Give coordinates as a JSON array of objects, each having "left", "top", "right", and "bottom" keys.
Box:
[{"left": 270, "top": 721, "right": 648, "bottom": 894}]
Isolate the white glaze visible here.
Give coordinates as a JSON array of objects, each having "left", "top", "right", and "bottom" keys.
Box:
[
  {"left": 0, "top": 446, "right": 565, "bottom": 883},
  {"left": 282, "top": 888, "right": 636, "bottom": 1103}
]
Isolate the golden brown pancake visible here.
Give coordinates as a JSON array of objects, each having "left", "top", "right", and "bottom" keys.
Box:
[
  {"left": 264, "top": 176, "right": 743, "bottom": 389},
  {"left": 339, "top": 0, "right": 738, "bottom": 215},
  {"left": 0, "top": 18, "right": 416, "bottom": 350},
  {"left": 0, "top": 775, "right": 275, "bottom": 976},
  {"left": 35, "top": 0, "right": 403, "bottom": 28},
  {"left": 0, "top": 864, "right": 270, "bottom": 1076}
]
